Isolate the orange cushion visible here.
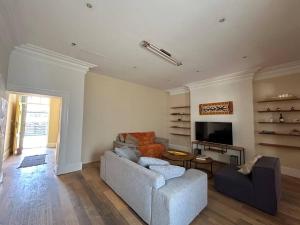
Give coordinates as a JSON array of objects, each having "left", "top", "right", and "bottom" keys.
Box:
[
  {"left": 138, "top": 143, "right": 165, "bottom": 158},
  {"left": 121, "top": 132, "right": 155, "bottom": 146}
]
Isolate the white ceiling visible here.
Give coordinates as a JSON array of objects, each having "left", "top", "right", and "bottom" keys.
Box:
[{"left": 1, "top": 0, "right": 300, "bottom": 89}]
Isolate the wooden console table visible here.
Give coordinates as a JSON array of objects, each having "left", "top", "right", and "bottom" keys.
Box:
[{"left": 192, "top": 141, "right": 245, "bottom": 165}]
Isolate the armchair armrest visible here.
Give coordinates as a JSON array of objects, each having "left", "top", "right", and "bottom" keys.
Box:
[
  {"left": 152, "top": 169, "right": 207, "bottom": 225},
  {"left": 113, "top": 140, "right": 137, "bottom": 149},
  {"left": 155, "top": 137, "right": 169, "bottom": 150}
]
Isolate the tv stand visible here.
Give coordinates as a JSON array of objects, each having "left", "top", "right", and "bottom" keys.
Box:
[{"left": 192, "top": 141, "right": 245, "bottom": 165}]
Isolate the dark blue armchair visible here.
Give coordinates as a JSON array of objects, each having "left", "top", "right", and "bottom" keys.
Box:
[{"left": 214, "top": 156, "right": 281, "bottom": 215}]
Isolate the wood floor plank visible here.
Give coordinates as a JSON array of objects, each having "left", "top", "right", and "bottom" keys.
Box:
[{"left": 1, "top": 148, "right": 300, "bottom": 225}]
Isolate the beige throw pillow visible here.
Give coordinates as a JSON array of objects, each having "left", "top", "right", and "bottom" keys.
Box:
[{"left": 238, "top": 155, "right": 263, "bottom": 175}]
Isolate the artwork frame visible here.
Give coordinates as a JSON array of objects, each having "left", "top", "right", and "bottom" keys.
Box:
[{"left": 199, "top": 101, "right": 233, "bottom": 115}]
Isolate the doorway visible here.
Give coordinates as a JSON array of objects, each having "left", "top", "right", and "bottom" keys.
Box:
[
  {"left": 22, "top": 96, "right": 50, "bottom": 149},
  {"left": 4, "top": 93, "right": 62, "bottom": 164}
]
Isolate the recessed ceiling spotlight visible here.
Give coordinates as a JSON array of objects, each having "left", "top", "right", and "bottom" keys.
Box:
[
  {"left": 219, "top": 18, "right": 226, "bottom": 23},
  {"left": 71, "top": 42, "right": 77, "bottom": 47},
  {"left": 86, "top": 3, "right": 93, "bottom": 8},
  {"left": 242, "top": 56, "right": 248, "bottom": 59}
]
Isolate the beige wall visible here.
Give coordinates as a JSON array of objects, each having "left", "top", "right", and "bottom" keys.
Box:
[
  {"left": 254, "top": 73, "right": 300, "bottom": 172},
  {"left": 168, "top": 93, "right": 191, "bottom": 150},
  {"left": 47, "top": 97, "right": 61, "bottom": 148},
  {"left": 3, "top": 94, "right": 16, "bottom": 160},
  {"left": 190, "top": 77, "right": 255, "bottom": 163},
  {"left": 82, "top": 72, "right": 168, "bottom": 163}
]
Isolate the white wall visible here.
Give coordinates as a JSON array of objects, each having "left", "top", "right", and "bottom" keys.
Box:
[
  {"left": 82, "top": 72, "right": 168, "bottom": 163},
  {"left": 188, "top": 75, "right": 255, "bottom": 163},
  {"left": 7, "top": 45, "right": 94, "bottom": 174}
]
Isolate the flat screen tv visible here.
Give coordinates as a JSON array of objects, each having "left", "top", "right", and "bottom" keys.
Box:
[{"left": 195, "top": 122, "right": 233, "bottom": 145}]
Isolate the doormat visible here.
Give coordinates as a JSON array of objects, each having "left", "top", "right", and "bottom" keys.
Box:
[{"left": 18, "top": 154, "right": 47, "bottom": 168}]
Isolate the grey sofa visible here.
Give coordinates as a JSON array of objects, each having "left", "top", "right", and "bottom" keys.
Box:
[
  {"left": 214, "top": 156, "right": 281, "bottom": 215},
  {"left": 101, "top": 151, "right": 207, "bottom": 225}
]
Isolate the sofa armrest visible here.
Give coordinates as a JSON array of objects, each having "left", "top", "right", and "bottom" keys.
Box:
[
  {"left": 113, "top": 140, "right": 137, "bottom": 149},
  {"left": 151, "top": 169, "right": 207, "bottom": 225},
  {"left": 252, "top": 157, "right": 281, "bottom": 215},
  {"left": 155, "top": 137, "right": 169, "bottom": 150}
]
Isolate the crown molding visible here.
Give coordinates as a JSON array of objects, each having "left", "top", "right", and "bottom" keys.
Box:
[
  {"left": 166, "top": 86, "right": 189, "bottom": 95},
  {"left": 14, "top": 44, "right": 97, "bottom": 73},
  {"left": 254, "top": 60, "right": 300, "bottom": 81},
  {"left": 185, "top": 69, "right": 257, "bottom": 90}
]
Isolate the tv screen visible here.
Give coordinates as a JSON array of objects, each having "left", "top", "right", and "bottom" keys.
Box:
[{"left": 195, "top": 122, "right": 233, "bottom": 145}]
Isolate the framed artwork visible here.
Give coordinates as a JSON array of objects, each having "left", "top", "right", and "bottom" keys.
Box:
[{"left": 199, "top": 101, "right": 233, "bottom": 115}]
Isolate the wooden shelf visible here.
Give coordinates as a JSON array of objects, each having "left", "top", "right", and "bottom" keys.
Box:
[
  {"left": 257, "top": 121, "right": 300, "bottom": 124},
  {"left": 170, "top": 126, "right": 191, "bottom": 129},
  {"left": 170, "top": 133, "right": 191, "bottom": 137},
  {"left": 170, "top": 113, "right": 190, "bottom": 115},
  {"left": 170, "top": 106, "right": 190, "bottom": 109},
  {"left": 170, "top": 120, "right": 191, "bottom": 122},
  {"left": 257, "top": 98, "right": 300, "bottom": 103},
  {"left": 258, "top": 132, "right": 300, "bottom": 137},
  {"left": 258, "top": 143, "right": 300, "bottom": 150},
  {"left": 258, "top": 110, "right": 300, "bottom": 113}
]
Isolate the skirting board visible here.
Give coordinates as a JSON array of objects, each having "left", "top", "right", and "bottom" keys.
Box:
[
  {"left": 281, "top": 166, "right": 300, "bottom": 179},
  {"left": 168, "top": 144, "right": 191, "bottom": 152},
  {"left": 56, "top": 162, "right": 82, "bottom": 175}
]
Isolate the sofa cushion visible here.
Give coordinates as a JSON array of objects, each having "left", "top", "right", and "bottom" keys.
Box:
[
  {"left": 138, "top": 157, "right": 170, "bottom": 167},
  {"left": 215, "top": 166, "right": 255, "bottom": 205},
  {"left": 149, "top": 165, "right": 185, "bottom": 180},
  {"left": 139, "top": 143, "right": 165, "bottom": 158},
  {"left": 114, "top": 147, "right": 140, "bottom": 162}
]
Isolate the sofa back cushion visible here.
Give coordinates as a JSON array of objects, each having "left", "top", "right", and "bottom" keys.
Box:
[
  {"left": 149, "top": 165, "right": 185, "bottom": 180},
  {"left": 114, "top": 147, "right": 140, "bottom": 162},
  {"left": 138, "top": 157, "right": 170, "bottom": 167},
  {"left": 252, "top": 156, "right": 281, "bottom": 215},
  {"left": 102, "top": 151, "right": 165, "bottom": 223}
]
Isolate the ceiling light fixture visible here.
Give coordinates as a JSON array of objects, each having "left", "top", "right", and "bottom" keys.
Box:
[{"left": 140, "top": 40, "right": 182, "bottom": 66}]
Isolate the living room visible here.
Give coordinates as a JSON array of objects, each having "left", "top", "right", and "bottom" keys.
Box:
[{"left": 0, "top": 1, "right": 300, "bottom": 225}]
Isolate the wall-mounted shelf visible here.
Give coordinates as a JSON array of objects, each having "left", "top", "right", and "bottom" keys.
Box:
[
  {"left": 170, "top": 126, "right": 191, "bottom": 129},
  {"left": 170, "top": 106, "right": 190, "bottom": 109},
  {"left": 257, "top": 121, "right": 300, "bottom": 124},
  {"left": 258, "top": 131, "right": 300, "bottom": 137},
  {"left": 170, "top": 133, "right": 191, "bottom": 137},
  {"left": 257, "top": 98, "right": 300, "bottom": 103},
  {"left": 258, "top": 110, "right": 300, "bottom": 113},
  {"left": 256, "top": 95, "right": 300, "bottom": 151},
  {"left": 170, "top": 106, "right": 191, "bottom": 139},
  {"left": 258, "top": 143, "right": 300, "bottom": 150}
]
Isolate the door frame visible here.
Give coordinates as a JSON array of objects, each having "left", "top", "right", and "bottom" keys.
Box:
[{"left": 6, "top": 84, "right": 69, "bottom": 175}]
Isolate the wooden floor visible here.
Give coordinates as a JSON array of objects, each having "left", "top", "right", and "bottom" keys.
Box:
[{"left": 1, "top": 149, "right": 300, "bottom": 225}]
